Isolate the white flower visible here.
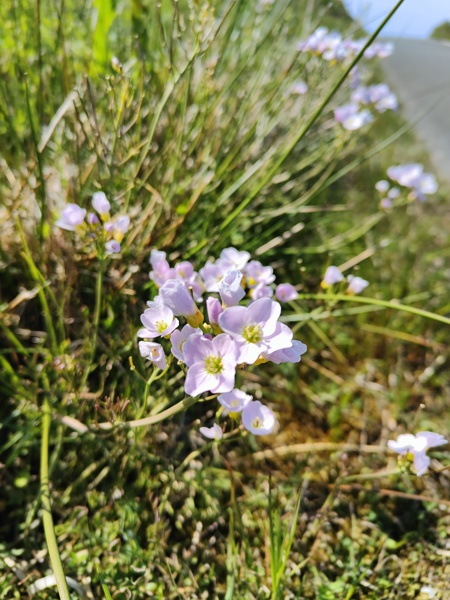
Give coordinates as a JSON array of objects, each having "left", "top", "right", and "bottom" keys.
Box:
[
  {"left": 346, "top": 275, "right": 369, "bottom": 295},
  {"left": 242, "top": 401, "right": 276, "bottom": 435},
  {"left": 199, "top": 423, "right": 223, "bottom": 440},
  {"left": 388, "top": 431, "right": 447, "bottom": 476},
  {"left": 92, "top": 191, "right": 111, "bottom": 215},
  {"left": 218, "top": 389, "right": 252, "bottom": 414},
  {"left": 138, "top": 341, "right": 167, "bottom": 370},
  {"left": 321, "top": 265, "right": 344, "bottom": 288}
]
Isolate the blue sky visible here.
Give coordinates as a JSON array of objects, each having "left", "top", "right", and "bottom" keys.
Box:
[{"left": 343, "top": 0, "right": 450, "bottom": 38}]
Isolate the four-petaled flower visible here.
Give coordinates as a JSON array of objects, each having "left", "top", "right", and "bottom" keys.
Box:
[
  {"left": 218, "top": 298, "right": 290, "bottom": 364},
  {"left": 183, "top": 333, "right": 239, "bottom": 397},
  {"left": 138, "top": 305, "right": 179, "bottom": 339}
]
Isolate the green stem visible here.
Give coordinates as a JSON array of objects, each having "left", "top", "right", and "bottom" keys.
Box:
[
  {"left": 40, "top": 399, "right": 71, "bottom": 600},
  {"left": 92, "top": 258, "right": 104, "bottom": 361},
  {"left": 287, "top": 294, "right": 450, "bottom": 326}
]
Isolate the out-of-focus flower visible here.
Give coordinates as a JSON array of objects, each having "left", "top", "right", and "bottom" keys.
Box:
[
  {"left": 388, "top": 431, "right": 447, "bottom": 476},
  {"left": 218, "top": 389, "right": 252, "bottom": 414},
  {"left": 220, "top": 247, "right": 251, "bottom": 271},
  {"left": 263, "top": 339, "right": 307, "bottom": 364},
  {"left": 111, "top": 56, "right": 123, "bottom": 72},
  {"left": 113, "top": 215, "right": 130, "bottom": 241},
  {"left": 292, "top": 80, "right": 308, "bottom": 95},
  {"left": 138, "top": 341, "right": 167, "bottom": 369},
  {"left": 375, "top": 180, "right": 390, "bottom": 193},
  {"left": 159, "top": 279, "right": 204, "bottom": 327},
  {"left": 218, "top": 270, "right": 246, "bottom": 307},
  {"left": 55, "top": 203, "right": 86, "bottom": 230},
  {"left": 206, "top": 297, "right": 223, "bottom": 328},
  {"left": 245, "top": 260, "right": 275, "bottom": 288},
  {"left": 321, "top": 265, "right": 344, "bottom": 288},
  {"left": 250, "top": 283, "right": 273, "bottom": 300},
  {"left": 346, "top": 275, "right": 369, "bottom": 295},
  {"left": 275, "top": 283, "right": 298, "bottom": 302},
  {"left": 334, "top": 103, "right": 373, "bottom": 130},
  {"left": 199, "top": 423, "right": 223, "bottom": 440},
  {"left": 183, "top": 333, "right": 239, "bottom": 396},
  {"left": 92, "top": 191, "right": 111, "bottom": 217},
  {"left": 87, "top": 212, "right": 100, "bottom": 225},
  {"left": 380, "top": 198, "right": 393, "bottom": 210},
  {"left": 387, "top": 163, "right": 438, "bottom": 201},
  {"left": 105, "top": 240, "right": 121, "bottom": 255},
  {"left": 138, "top": 305, "right": 179, "bottom": 339},
  {"left": 242, "top": 401, "right": 276, "bottom": 435}
]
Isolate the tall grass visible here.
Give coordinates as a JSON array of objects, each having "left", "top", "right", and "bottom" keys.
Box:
[{"left": 1, "top": 0, "right": 449, "bottom": 598}]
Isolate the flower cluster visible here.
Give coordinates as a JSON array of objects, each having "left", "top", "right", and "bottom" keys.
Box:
[
  {"left": 334, "top": 83, "right": 397, "bottom": 131},
  {"left": 297, "top": 27, "right": 393, "bottom": 63},
  {"left": 388, "top": 431, "right": 447, "bottom": 476},
  {"left": 55, "top": 192, "right": 130, "bottom": 255},
  {"left": 376, "top": 163, "right": 438, "bottom": 208},
  {"left": 321, "top": 265, "right": 369, "bottom": 295},
  {"left": 139, "top": 248, "right": 307, "bottom": 437}
]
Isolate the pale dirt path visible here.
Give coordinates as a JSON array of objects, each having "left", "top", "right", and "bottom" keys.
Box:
[{"left": 381, "top": 37, "right": 450, "bottom": 183}]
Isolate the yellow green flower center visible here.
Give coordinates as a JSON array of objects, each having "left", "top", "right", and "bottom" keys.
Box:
[
  {"left": 205, "top": 355, "right": 223, "bottom": 375},
  {"left": 243, "top": 324, "right": 262, "bottom": 344},
  {"left": 155, "top": 320, "right": 168, "bottom": 333}
]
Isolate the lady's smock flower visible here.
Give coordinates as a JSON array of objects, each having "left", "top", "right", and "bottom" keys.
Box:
[
  {"left": 199, "top": 423, "right": 223, "bottom": 440},
  {"left": 183, "top": 333, "right": 239, "bottom": 396},
  {"left": 242, "top": 401, "right": 276, "bottom": 435},
  {"left": 139, "top": 341, "right": 167, "bottom": 370},
  {"left": 218, "top": 389, "right": 252, "bottom": 414},
  {"left": 388, "top": 431, "right": 447, "bottom": 476},
  {"left": 218, "top": 298, "right": 290, "bottom": 364},
  {"left": 138, "top": 305, "right": 179, "bottom": 339},
  {"left": 275, "top": 283, "right": 298, "bottom": 302},
  {"left": 56, "top": 203, "right": 86, "bottom": 230}
]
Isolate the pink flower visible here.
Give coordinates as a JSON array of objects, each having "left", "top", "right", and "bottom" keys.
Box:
[
  {"left": 92, "top": 191, "right": 111, "bottom": 215},
  {"left": 250, "top": 284, "right": 273, "bottom": 300},
  {"left": 139, "top": 341, "right": 167, "bottom": 369},
  {"left": 218, "top": 389, "right": 252, "bottom": 414},
  {"left": 170, "top": 324, "right": 200, "bottom": 363},
  {"left": 105, "top": 240, "right": 121, "bottom": 254},
  {"left": 263, "top": 339, "right": 307, "bottom": 364},
  {"left": 206, "top": 297, "right": 223, "bottom": 326},
  {"left": 242, "top": 401, "right": 276, "bottom": 435},
  {"left": 275, "top": 283, "right": 298, "bottom": 302},
  {"left": 138, "top": 305, "right": 179, "bottom": 339},
  {"left": 183, "top": 333, "right": 239, "bottom": 396},
  {"left": 218, "top": 298, "right": 290, "bottom": 364},
  {"left": 321, "top": 265, "right": 343, "bottom": 288},
  {"left": 244, "top": 260, "right": 275, "bottom": 288},
  {"left": 159, "top": 279, "right": 200, "bottom": 320},
  {"left": 55, "top": 203, "right": 86, "bottom": 230},
  {"left": 219, "top": 247, "right": 251, "bottom": 271},
  {"left": 218, "top": 270, "right": 245, "bottom": 306}
]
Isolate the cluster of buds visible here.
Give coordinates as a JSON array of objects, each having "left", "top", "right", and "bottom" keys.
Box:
[
  {"left": 297, "top": 27, "right": 393, "bottom": 63},
  {"left": 375, "top": 163, "right": 438, "bottom": 209},
  {"left": 138, "top": 248, "right": 307, "bottom": 437},
  {"left": 321, "top": 265, "right": 369, "bottom": 295},
  {"left": 55, "top": 192, "right": 130, "bottom": 255}
]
